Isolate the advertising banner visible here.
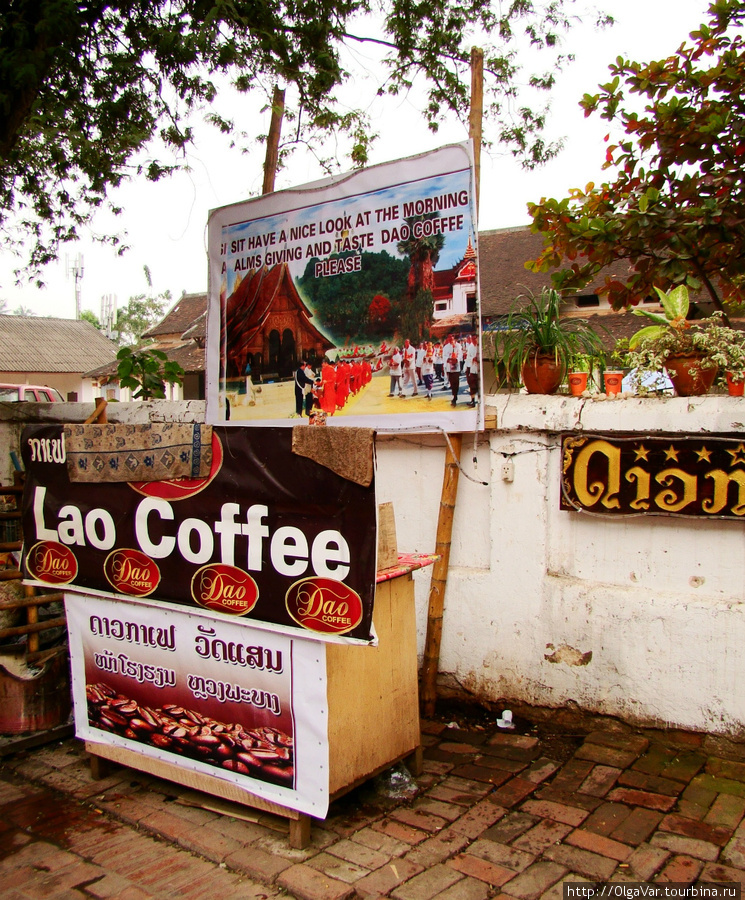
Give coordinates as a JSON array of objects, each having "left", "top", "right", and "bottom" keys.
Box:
[
  {"left": 206, "top": 142, "right": 483, "bottom": 432},
  {"left": 561, "top": 433, "right": 745, "bottom": 518},
  {"left": 21, "top": 425, "right": 377, "bottom": 644},
  {"left": 67, "top": 593, "right": 330, "bottom": 817}
]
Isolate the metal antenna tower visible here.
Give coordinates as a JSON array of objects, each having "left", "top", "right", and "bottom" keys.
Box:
[{"left": 66, "top": 254, "right": 85, "bottom": 319}]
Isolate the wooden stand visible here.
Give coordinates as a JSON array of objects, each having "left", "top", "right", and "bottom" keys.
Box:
[{"left": 86, "top": 569, "right": 422, "bottom": 848}]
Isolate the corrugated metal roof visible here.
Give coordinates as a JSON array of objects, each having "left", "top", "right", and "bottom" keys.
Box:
[{"left": 0, "top": 316, "right": 118, "bottom": 374}]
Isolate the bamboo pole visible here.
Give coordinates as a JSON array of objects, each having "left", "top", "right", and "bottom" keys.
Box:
[
  {"left": 420, "top": 434, "right": 463, "bottom": 715},
  {"left": 420, "top": 49, "right": 483, "bottom": 718},
  {"left": 262, "top": 87, "right": 286, "bottom": 195}
]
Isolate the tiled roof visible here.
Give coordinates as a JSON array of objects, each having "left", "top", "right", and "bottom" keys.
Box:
[
  {"left": 143, "top": 292, "right": 207, "bottom": 339},
  {"left": 0, "top": 316, "right": 117, "bottom": 374},
  {"left": 85, "top": 341, "right": 205, "bottom": 380},
  {"left": 181, "top": 311, "right": 206, "bottom": 341},
  {"left": 477, "top": 226, "right": 636, "bottom": 318}
]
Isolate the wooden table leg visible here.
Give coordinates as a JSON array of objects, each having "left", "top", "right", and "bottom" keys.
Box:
[
  {"left": 289, "top": 813, "right": 311, "bottom": 849},
  {"left": 89, "top": 753, "right": 120, "bottom": 781},
  {"left": 405, "top": 745, "right": 423, "bottom": 777}
]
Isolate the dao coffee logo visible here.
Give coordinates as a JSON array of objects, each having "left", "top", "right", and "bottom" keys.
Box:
[
  {"left": 129, "top": 432, "right": 223, "bottom": 501},
  {"left": 25, "top": 541, "right": 78, "bottom": 585},
  {"left": 285, "top": 577, "right": 363, "bottom": 635},
  {"left": 103, "top": 548, "right": 161, "bottom": 597},
  {"left": 191, "top": 564, "right": 259, "bottom": 616}
]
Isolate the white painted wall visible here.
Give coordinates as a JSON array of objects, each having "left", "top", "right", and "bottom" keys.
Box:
[
  {"left": 3, "top": 394, "right": 744, "bottom": 735},
  {"left": 377, "top": 394, "right": 745, "bottom": 737}
]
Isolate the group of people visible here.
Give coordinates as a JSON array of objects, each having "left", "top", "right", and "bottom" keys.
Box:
[
  {"left": 386, "top": 334, "right": 480, "bottom": 407},
  {"left": 290, "top": 334, "right": 480, "bottom": 419},
  {"left": 294, "top": 356, "right": 373, "bottom": 417}
]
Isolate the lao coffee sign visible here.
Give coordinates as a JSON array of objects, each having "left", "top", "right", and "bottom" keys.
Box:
[
  {"left": 67, "top": 593, "right": 330, "bottom": 816},
  {"left": 21, "top": 425, "right": 377, "bottom": 643},
  {"left": 561, "top": 434, "right": 745, "bottom": 519}
]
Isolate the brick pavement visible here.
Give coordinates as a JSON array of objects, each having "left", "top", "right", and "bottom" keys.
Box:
[{"left": 2, "top": 713, "right": 745, "bottom": 899}]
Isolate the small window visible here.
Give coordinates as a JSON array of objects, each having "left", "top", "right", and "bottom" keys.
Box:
[
  {"left": 435, "top": 302, "right": 448, "bottom": 311},
  {"left": 576, "top": 295, "right": 600, "bottom": 308},
  {"left": 466, "top": 294, "right": 477, "bottom": 313}
]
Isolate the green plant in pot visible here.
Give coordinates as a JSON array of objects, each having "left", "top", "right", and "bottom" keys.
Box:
[
  {"left": 494, "top": 288, "right": 607, "bottom": 394},
  {"left": 707, "top": 319, "right": 745, "bottom": 395},
  {"left": 622, "top": 285, "right": 744, "bottom": 397}
]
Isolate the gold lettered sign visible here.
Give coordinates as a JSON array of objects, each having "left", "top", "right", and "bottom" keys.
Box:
[{"left": 561, "top": 434, "right": 745, "bottom": 519}]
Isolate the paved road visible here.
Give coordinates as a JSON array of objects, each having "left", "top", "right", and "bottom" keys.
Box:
[{"left": 2, "top": 713, "right": 745, "bottom": 899}]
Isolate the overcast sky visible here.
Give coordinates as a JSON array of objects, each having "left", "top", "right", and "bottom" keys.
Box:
[{"left": 0, "top": 0, "right": 712, "bottom": 321}]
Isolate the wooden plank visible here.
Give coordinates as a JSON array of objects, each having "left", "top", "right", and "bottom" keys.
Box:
[
  {"left": 84, "top": 740, "right": 301, "bottom": 820},
  {"left": 0, "top": 722, "right": 74, "bottom": 758},
  {"left": 376, "top": 502, "right": 398, "bottom": 570},
  {"left": 289, "top": 815, "right": 311, "bottom": 850},
  {"left": 326, "top": 576, "right": 420, "bottom": 795},
  {"left": 420, "top": 434, "right": 462, "bottom": 716}
]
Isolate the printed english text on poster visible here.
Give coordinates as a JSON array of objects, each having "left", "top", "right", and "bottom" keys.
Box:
[{"left": 206, "top": 142, "right": 483, "bottom": 432}]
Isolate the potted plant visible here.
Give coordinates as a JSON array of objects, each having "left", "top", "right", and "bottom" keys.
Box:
[
  {"left": 707, "top": 319, "right": 745, "bottom": 396},
  {"left": 495, "top": 288, "right": 607, "bottom": 395},
  {"left": 620, "top": 285, "right": 744, "bottom": 397}
]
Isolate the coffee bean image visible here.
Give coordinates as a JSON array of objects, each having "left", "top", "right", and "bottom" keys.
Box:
[{"left": 85, "top": 682, "right": 294, "bottom": 788}]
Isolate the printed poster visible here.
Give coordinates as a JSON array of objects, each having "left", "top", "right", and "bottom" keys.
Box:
[
  {"left": 21, "top": 425, "right": 377, "bottom": 644},
  {"left": 206, "top": 142, "right": 483, "bottom": 432},
  {"left": 67, "top": 593, "right": 330, "bottom": 816}
]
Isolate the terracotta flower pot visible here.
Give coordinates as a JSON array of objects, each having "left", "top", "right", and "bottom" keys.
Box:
[
  {"left": 603, "top": 371, "right": 623, "bottom": 397},
  {"left": 665, "top": 354, "right": 717, "bottom": 397},
  {"left": 568, "top": 372, "right": 588, "bottom": 396},
  {"left": 521, "top": 354, "right": 565, "bottom": 394},
  {"left": 726, "top": 372, "right": 745, "bottom": 397}
]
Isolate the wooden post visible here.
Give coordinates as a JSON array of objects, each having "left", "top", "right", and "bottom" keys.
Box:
[
  {"left": 420, "top": 49, "right": 483, "bottom": 718},
  {"left": 469, "top": 47, "right": 483, "bottom": 206},
  {"left": 420, "top": 434, "right": 463, "bottom": 716},
  {"left": 84, "top": 397, "right": 108, "bottom": 424},
  {"left": 262, "top": 86, "right": 285, "bottom": 195},
  {"left": 24, "top": 585, "right": 39, "bottom": 654}
]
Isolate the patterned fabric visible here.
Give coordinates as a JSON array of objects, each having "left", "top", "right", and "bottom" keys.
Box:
[
  {"left": 65, "top": 423, "right": 212, "bottom": 483},
  {"left": 376, "top": 552, "right": 439, "bottom": 583},
  {"left": 292, "top": 425, "right": 374, "bottom": 486}
]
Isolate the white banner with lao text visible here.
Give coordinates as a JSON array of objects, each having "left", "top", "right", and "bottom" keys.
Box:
[{"left": 67, "top": 592, "right": 329, "bottom": 817}]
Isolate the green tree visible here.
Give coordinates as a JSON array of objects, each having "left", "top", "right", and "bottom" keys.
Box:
[
  {"left": 395, "top": 288, "right": 434, "bottom": 340},
  {"left": 80, "top": 309, "right": 102, "bottom": 330},
  {"left": 116, "top": 294, "right": 171, "bottom": 345},
  {"left": 114, "top": 265, "right": 171, "bottom": 345},
  {"left": 528, "top": 1, "right": 745, "bottom": 315},
  {"left": 397, "top": 215, "right": 445, "bottom": 302},
  {"left": 116, "top": 346, "right": 184, "bottom": 400},
  {"left": 299, "top": 250, "right": 408, "bottom": 342},
  {"left": 1, "top": 1, "right": 611, "bottom": 282}
]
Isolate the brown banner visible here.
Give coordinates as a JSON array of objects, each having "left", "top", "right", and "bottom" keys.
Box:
[
  {"left": 561, "top": 433, "right": 745, "bottom": 519},
  {"left": 21, "top": 426, "right": 377, "bottom": 643}
]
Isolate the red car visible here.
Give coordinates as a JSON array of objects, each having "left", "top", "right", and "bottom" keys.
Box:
[{"left": 0, "top": 383, "right": 65, "bottom": 402}]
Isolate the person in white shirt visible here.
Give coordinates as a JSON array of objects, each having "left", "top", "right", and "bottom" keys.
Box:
[
  {"left": 443, "top": 334, "right": 462, "bottom": 406},
  {"left": 401, "top": 339, "right": 418, "bottom": 397},
  {"left": 466, "top": 336, "right": 479, "bottom": 408},
  {"left": 433, "top": 343, "right": 444, "bottom": 383},
  {"left": 421, "top": 342, "right": 435, "bottom": 400},
  {"left": 387, "top": 347, "right": 403, "bottom": 397},
  {"left": 415, "top": 342, "right": 426, "bottom": 386}
]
